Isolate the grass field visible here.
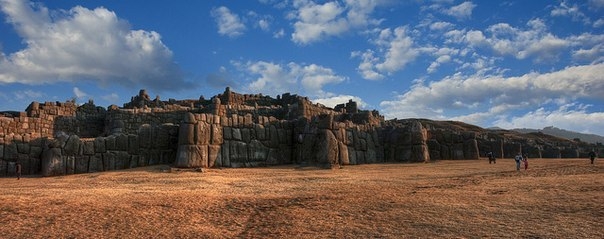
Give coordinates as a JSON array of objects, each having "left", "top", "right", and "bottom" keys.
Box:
[{"left": 1, "top": 158, "right": 603, "bottom": 238}]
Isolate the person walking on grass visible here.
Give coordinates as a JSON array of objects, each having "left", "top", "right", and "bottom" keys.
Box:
[
  {"left": 514, "top": 153, "right": 523, "bottom": 171},
  {"left": 16, "top": 162, "right": 22, "bottom": 180},
  {"left": 487, "top": 151, "right": 496, "bottom": 164},
  {"left": 523, "top": 154, "right": 529, "bottom": 170},
  {"left": 588, "top": 150, "right": 597, "bottom": 164}
]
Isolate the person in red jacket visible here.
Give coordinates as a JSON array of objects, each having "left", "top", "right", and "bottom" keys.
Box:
[{"left": 523, "top": 154, "right": 528, "bottom": 170}]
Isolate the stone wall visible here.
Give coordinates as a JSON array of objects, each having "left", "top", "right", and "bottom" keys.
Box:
[
  {"left": 1, "top": 88, "right": 601, "bottom": 177},
  {"left": 0, "top": 123, "right": 178, "bottom": 177},
  {"left": 175, "top": 112, "right": 400, "bottom": 169},
  {"left": 105, "top": 108, "right": 187, "bottom": 135},
  {"left": 1, "top": 101, "right": 76, "bottom": 138},
  {"left": 175, "top": 112, "right": 294, "bottom": 168}
]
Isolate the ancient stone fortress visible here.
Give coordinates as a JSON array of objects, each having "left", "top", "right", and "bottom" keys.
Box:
[{"left": 0, "top": 88, "right": 597, "bottom": 177}]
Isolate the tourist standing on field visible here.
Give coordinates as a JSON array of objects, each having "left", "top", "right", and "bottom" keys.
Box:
[
  {"left": 523, "top": 154, "right": 528, "bottom": 170},
  {"left": 15, "top": 162, "right": 22, "bottom": 180},
  {"left": 514, "top": 153, "right": 523, "bottom": 171},
  {"left": 588, "top": 150, "right": 597, "bottom": 164},
  {"left": 487, "top": 151, "right": 496, "bottom": 164}
]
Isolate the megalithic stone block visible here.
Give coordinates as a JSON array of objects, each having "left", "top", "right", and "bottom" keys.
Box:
[
  {"left": 83, "top": 141, "right": 95, "bottom": 155},
  {"left": 178, "top": 123, "right": 195, "bottom": 145},
  {"left": 75, "top": 156, "right": 89, "bottom": 174},
  {"left": 211, "top": 124, "right": 223, "bottom": 145},
  {"left": 0, "top": 159, "right": 7, "bottom": 176},
  {"left": 89, "top": 153, "right": 103, "bottom": 173},
  {"left": 94, "top": 137, "right": 106, "bottom": 153},
  {"left": 64, "top": 135, "right": 81, "bottom": 156},
  {"left": 208, "top": 145, "right": 221, "bottom": 168},
  {"left": 339, "top": 142, "right": 349, "bottom": 165},
  {"left": 196, "top": 122, "right": 211, "bottom": 145},
  {"left": 41, "top": 147, "right": 63, "bottom": 177},
  {"left": 175, "top": 145, "right": 208, "bottom": 168}
]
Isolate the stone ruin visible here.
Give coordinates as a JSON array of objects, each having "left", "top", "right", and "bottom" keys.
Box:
[{"left": 0, "top": 88, "right": 600, "bottom": 177}]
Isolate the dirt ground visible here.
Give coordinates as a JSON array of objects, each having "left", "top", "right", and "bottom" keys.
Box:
[{"left": 1, "top": 158, "right": 603, "bottom": 238}]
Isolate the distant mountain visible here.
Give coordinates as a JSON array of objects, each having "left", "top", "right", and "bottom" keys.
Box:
[{"left": 513, "top": 126, "right": 604, "bottom": 144}]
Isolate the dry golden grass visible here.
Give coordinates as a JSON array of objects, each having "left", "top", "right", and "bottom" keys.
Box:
[{"left": 1, "top": 158, "right": 603, "bottom": 238}]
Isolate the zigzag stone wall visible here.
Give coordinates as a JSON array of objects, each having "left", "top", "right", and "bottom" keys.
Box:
[
  {"left": 173, "top": 112, "right": 433, "bottom": 169},
  {"left": 0, "top": 88, "right": 599, "bottom": 177}
]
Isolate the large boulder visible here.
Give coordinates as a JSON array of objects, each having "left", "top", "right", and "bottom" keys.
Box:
[
  {"left": 63, "top": 135, "right": 81, "bottom": 156},
  {"left": 315, "top": 129, "right": 339, "bottom": 166},
  {"left": 211, "top": 124, "right": 223, "bottom": 145},
  {"left": 41, "top": 143, "right": 64, "bottom": 177},
  {"left": 208, "top": 145, "right": 221, "bottom": 167},
  {"left": 178, "top": 123, "right": 195, "bottom": 145},
  {"left": 94, "top": 137, "right": 106, "bottom": 153},
  {"left": 174, "top": 145, "right": 208, "bottom": 168},
  {"left": 196, "top": 122, "right": 211, "bottom": 145},
  {"left": 339, "top": 142, "right": 349, "bottom": 165},
  {"left": 463, "top": 139, "right": 479, "bottom": 159},
  {"left": 83, "top": 141, "right": 95, "bottom": 155},
  {"left": 75, "top": 156, "right": 89, "bottom": 174}
]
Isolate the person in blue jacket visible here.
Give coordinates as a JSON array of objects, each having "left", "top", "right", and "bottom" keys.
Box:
[{"left": 514, "top": 153, "right": 523, "bottom": 171}]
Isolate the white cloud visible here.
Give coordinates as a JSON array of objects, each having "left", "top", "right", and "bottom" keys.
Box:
[
  {"left": 594, "top": 19, "right": 604, "bottom": 28},
  {"left": 493, "top": 104, "right": 604, "bottom": 136},
  {"left": 291, "top": 1, "right": 347, "bottom": 44},
  {"left": 273, "top": 28, "right": 285, "bottom": 38},
  {"left": 258, "top": 19, "right": 270, "bottom": 31},
  {"left": 429, "top": 21, "right": 454, "bottom": 31},
  {"left": 312, "top": 94, "right": 367, "bottom": 109},
  {"left": 248, "top": 10, "right": 272, "bottom": 32},
  {"left": 14, "top": 89, "right": 44, "bottom": 100},
  {"left": 101, "top": 93, "right": 120, "bottom": 105},
  {"left": 443, "top": 29, "right": 466, "bottom": 44},
  {"left": 376, "top": 27, "right": 419, "bottom": 72},
  {"left": 353, "top": 26, "right": 419, "bottom": 80},
  {"left": 234, "top": 60, "right": 346, "bottom": 98},
  {"left": 211, "top": 6, "right": 246, "bottom": 38},
  {"left": 569, "top": 34, "right": 604, "bottom": 63},
  {"left": 0, "top": 0, "right": 187, "bottom": 91},
  {"left": 463, "top": 19, "right": 570, "bottom": 63},
  {"left": 73, "top": 87, "right": 88, "bottom": 100},
  {"left": 458, "top": 55, "right": 498, "bottom": 75},
  {"left": 572, "top": 44, "right": 604, "bottom": 63},
  {"left": 351, "top": 50, "right": 384, "bottom": 80},
  {"left": 589, "top": 0, "right": 604, "bottom": 9},
  {"left": 517, "top": 34, "right": 568, "bottom": 62},
  {"left": 465, "top": 30, "right": 487, "bottom": 47},
  {"left": 380, "top": 63, "right": 604, "bottom": 133},
  {"left": 290, "top": 0, "right": 383, "bottom": 44},
  {"left": 298, "top": 63, "right": 346, "bottom": 92},
  {"left": 427, "top": 54, "right": 452, "bottom": 73},
  {"left": 241, "top": 61, "right": 296, "bottom": 95},
  {"left": 551, "top": 1, "right": 590, "bottom": 24},
  {"left": 443, "top": 1, "right": 476, "bottom": 20}
]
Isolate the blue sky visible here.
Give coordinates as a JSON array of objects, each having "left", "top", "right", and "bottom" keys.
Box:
[{"left": 1, "top": 0, "right": 603, "bottom": 135}]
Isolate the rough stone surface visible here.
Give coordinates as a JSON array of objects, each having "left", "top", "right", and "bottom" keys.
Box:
[
  {"left": 41, "top": 146, "right": 63, "bottom": 177},
  {"left": 1, "top": 87, "right": 599, "bottom": 176}
]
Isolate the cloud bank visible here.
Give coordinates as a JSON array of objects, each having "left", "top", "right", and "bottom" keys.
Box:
[
  {"left": 0, "top": 0, "right": 189, "bottom": 91},
  {"left": 380, "top": 63, "right": 604, "bottom": 134}
]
